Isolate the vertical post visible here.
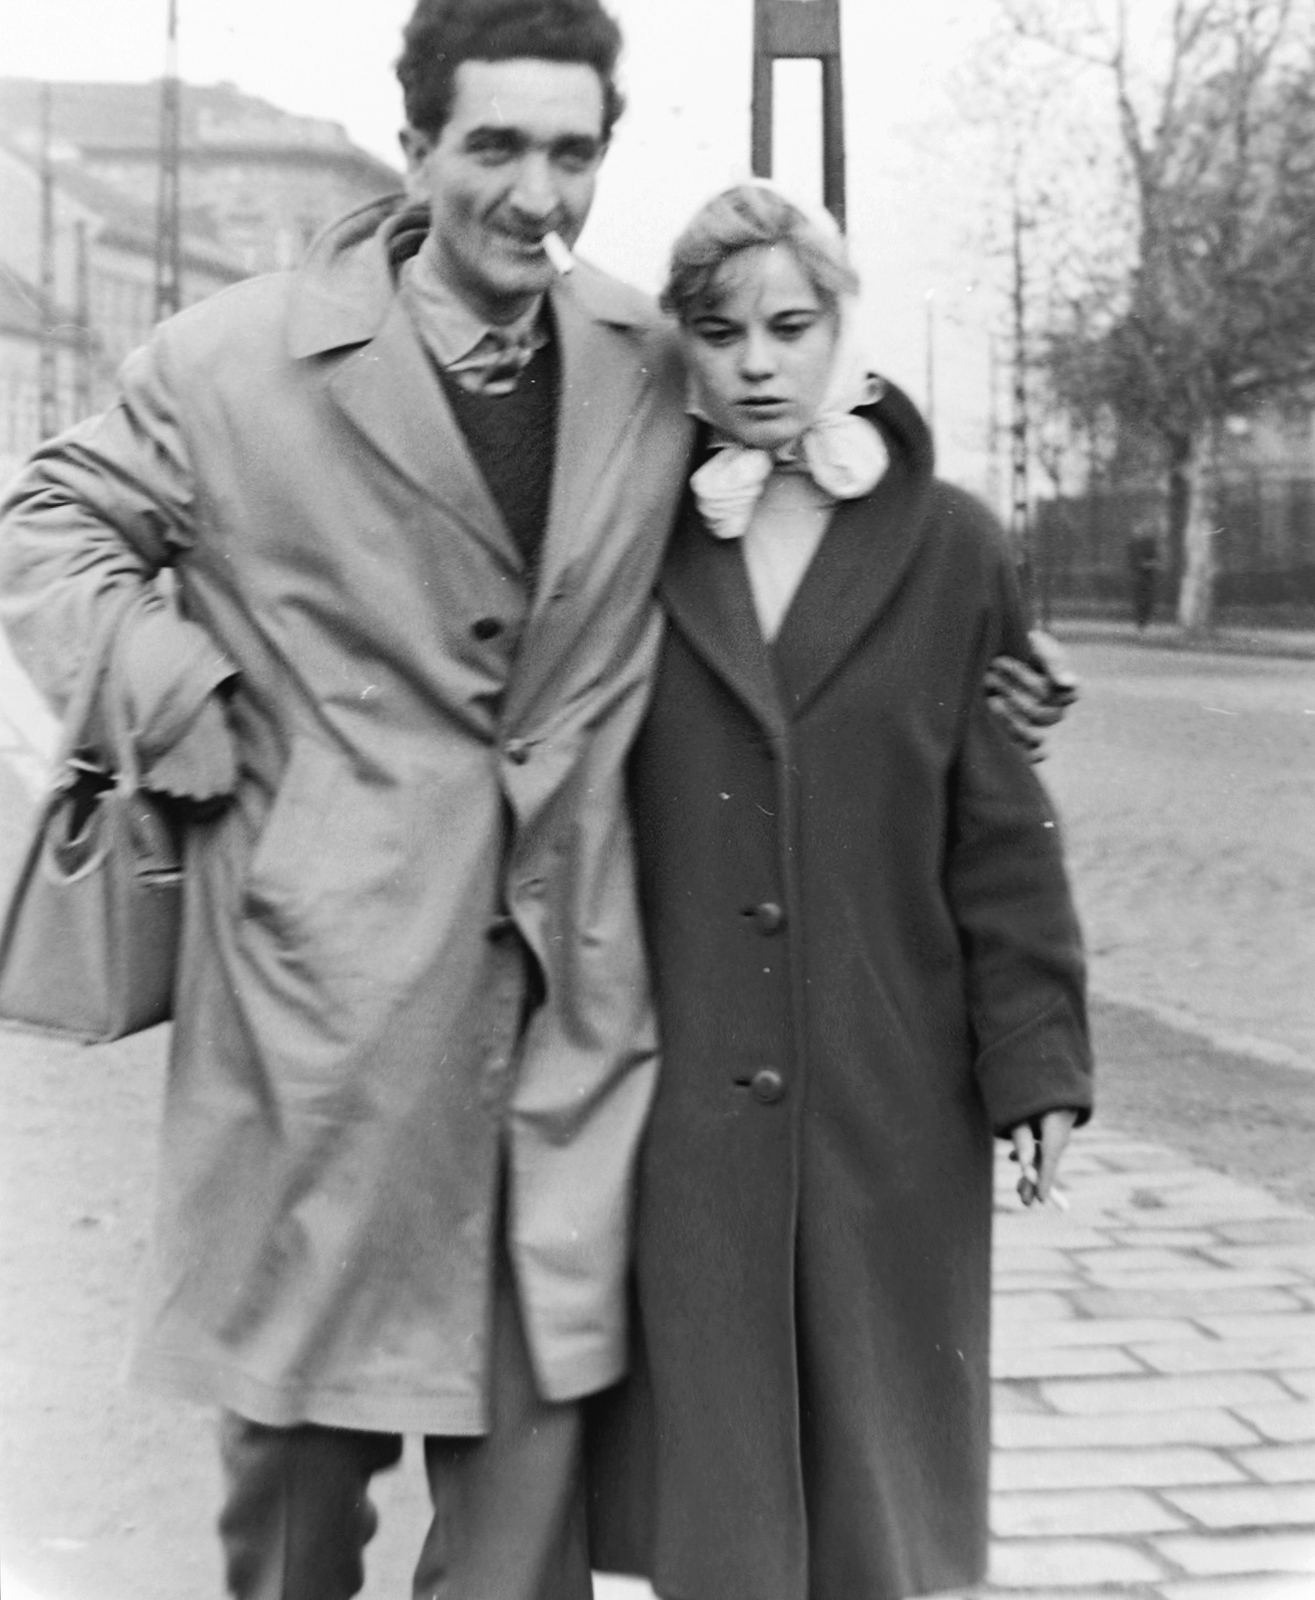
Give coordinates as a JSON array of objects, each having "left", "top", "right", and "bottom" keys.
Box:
[
  {"left": 1010, "top": 195, "right": 1032, "bottom": 602},
  {"left": 752, "top": 0, "right": 846, "bottom": 229},
  {"left": 74, "top": 220, "right": 93, "bottom": 417},
  {"left": 38, "top": 82, "right": 59, "bottom": 440},
  {"left": 986, "top": 332, "right": 1001, "bottom": 515},
  {"left": 155, "top": 0, "right": 183, "bottom": 322}
]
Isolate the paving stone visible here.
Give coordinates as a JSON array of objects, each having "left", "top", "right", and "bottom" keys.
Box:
[
  {"left": 1132, "top": 1338, "right": 1315, "bottom": 1375},
  {"left": 992, "top": 1381, "right": 1054, "bottom": 1414},
  {"left": 1162, "top": 1483, "right": 1315, "bottom": 1529},
  {"left": 973, "top": 1592, "right": 1163, "bottom": 1600},
  {"left": 993, "top": 1408, "right": 1263, "bottom": 1451},
  {"left": 993, "top": 1274, "right": 1088, "bottom": 1294},
  {"left": 1235, "top": 1443, "right": 1315, "bottom": 1482},
  {"left": 990, "top": 1487, "right": 1188, "bottom": 1536},
  {"left": 988, "top": 1537, "right": 1167, "bottom": 1587},
  {"left": 1040, "top": 1373, "right": 1293, "bottom": 1415},
  {"left": 1214, "top": 1218, "right": 1315, "bottom": 1246},
  {"left": 1196, "top": 1315, "right": 1315, "bottom": 1342},
  {"left": 594, "top": 1578, "right": 658, "bottom": 1600},
  {"left": 1204, "top": 1244, "right": 1315, "bottom": 1274},
  {"left": 1106, "top": 1200, "right": 1302, "bottom": 1227},
  {"left": 994, "top": 1292, "right": 1079, "bottom": 1323},
  {"left": 992, "top": 1448, "right": 1244, "bottom": 1491},
  {"left": 1233, "top": 1401, "right": 1315, "bottom": 1443},
  {"left": 993, "top": 1225, "right": 1114, "bottom": 1252},
  {"left": 1152, "top": 1530, "right": 1315, "bottom": 1575},
  {"left": 1105, "top": 1231, "right": 1223, "bottom": 1250},
  {"left": 1079, "top": 1267, "right": 1305, "bottom": 1292},
  {"left": 1122, "top": 1212, "right": 1293, "bottom": 1232},
  {"left": 1157, "top": 1577, "right": 1315, "bottom": 1599},
  {"left": 993, "top": 1247, "right": 1082, "bottom": 1273},
  {"left": 1072, "top": 1248, "right": 1212, "bottom": 1275},
  {"left": 1071, "top": 1288, "right": 1304, "bottom": 1319},
  {"left": 1094, "top": 1147, "right": 1198, "bottom": 1172},
  {"left": 992, "top": 1345, "right": 1146, "bottom": 1380},
  {"left": 993, "top": 1318, "right": 1207, "bottom": 1352}
]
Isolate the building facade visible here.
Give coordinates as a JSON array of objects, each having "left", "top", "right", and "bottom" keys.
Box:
[{"left": 0, "top": 77, "right": 399, "bottom": 480}]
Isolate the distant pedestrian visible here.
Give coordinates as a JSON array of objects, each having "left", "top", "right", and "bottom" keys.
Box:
[{"left": 1126, "top": 530, "right": 1162, "bottom": 629}]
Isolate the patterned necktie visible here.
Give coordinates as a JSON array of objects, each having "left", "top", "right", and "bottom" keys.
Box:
[{"left": 446, "top": 325, "right": 549, "bottom": 397}]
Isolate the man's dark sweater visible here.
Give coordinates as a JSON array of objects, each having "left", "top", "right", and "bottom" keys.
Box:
[{"left": 439, "top": 331, "right": 560, "bottom": 576}]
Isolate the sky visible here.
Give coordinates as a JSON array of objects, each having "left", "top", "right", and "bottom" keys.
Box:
[{"left": 4, "top": 0, "right": 1014, "bottom": 490}]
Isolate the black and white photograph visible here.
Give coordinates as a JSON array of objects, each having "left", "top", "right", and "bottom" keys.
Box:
[{"left": 0, "top": 2, "right": 1312, "bottom": 1598}]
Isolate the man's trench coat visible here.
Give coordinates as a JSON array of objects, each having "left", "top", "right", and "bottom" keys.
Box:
[
  {"left": 588, "top": 385, "right": 1093, "bottom": 1600},
  {"left": 0, "top": 198, "right": 694, "bottom": 1434}
]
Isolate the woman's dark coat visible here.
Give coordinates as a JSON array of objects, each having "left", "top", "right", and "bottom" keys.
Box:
[{"left": 588, "top": 384, "right": 1093, "bottom": 1600}]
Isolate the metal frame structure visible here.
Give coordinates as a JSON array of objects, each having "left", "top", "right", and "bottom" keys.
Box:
[
  {"left": 154, "top": 0, "right": 183, "bottom": 322},
  {"left": 751, "top": 0, "right": 846, "bottom": 228}
]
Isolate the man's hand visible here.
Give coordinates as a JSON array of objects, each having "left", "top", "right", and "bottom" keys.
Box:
[
  {"left": 985, "top": 629, "right": 1079, "bottom": 762},
  {"left": 142, "top": 693, "right": 238, "bottom": 804},
  {"left": 1010, "top": 1109, "right": 1078, "bottom": 1207}
]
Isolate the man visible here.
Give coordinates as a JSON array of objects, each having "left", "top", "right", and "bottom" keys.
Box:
[
  {"left": 3, "top": 4, "right": 690, "bottom": 1596},
  {"left": 1126, "top": 527, "right": 1163, "bottom": 630},
  {"left": 0, "top": 2, "right": 1069, "bottom": 1595}
]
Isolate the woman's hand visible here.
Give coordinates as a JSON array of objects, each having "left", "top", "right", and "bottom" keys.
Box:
[
  {"left": 1009, "top": 1108, "right": 1079, "bottom": 1207},
  {"left": 985, "top": 630, "right": 1079, "bottom": 762}
]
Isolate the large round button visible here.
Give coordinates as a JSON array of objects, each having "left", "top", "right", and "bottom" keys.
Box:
[
  {"left": 752, "top": 901, "right": 785, "bottom": 935},
  {"left": 750, "top": 1068, "right": 786, "bottom": 1105},
  {"left": 472, "top": 617, "right": 503, "bottom": 641}
]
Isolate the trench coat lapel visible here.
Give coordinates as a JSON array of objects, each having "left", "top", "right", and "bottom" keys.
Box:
[
  {"left": 659, "top": 494, "right": 786, "bottom": 740},
  {"left": 771, "top": 394, "right": 935, "bottom": 717},
  {"left": 324, "top": 296, "right": 520, "bottom": 571},
  {"left": 504, "top": 272, "right": 661, "bottom": 715}
]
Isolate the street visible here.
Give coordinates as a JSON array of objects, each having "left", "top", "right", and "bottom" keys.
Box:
[
  {"left": 1041, "top": 635, "right": 1315, "bottom": 1070},
  {"left": 1, "top": 630, "right": 1313, "bottom": 1599}
]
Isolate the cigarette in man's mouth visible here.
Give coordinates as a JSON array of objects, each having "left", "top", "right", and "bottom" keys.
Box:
[{"left": 542, "top": 231, "right": 575, "bottom": 275}]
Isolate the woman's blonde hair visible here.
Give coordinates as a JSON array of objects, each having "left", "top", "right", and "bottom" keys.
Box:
[{"left": 660, "top": 184, "right": 859, "bottom": 324}]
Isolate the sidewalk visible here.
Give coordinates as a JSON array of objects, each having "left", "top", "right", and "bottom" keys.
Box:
[
  {"left": 603, "top": 1132, "right": 1315, "bottom": 1600},
  {"left": 0, "top": 630, "right": 56, "bottom": 798},
  {"left": 1049, "top": 616, "right": 1315, "bottom": 661}
]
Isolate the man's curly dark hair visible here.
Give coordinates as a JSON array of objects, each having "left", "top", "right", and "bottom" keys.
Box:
[{"left": 397, "top": 0, "right": 626, "bottom": 140}]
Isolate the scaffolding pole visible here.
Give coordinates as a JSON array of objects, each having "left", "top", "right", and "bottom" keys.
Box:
[
  {"left": 752, "top": 0, "right": 846, "bottom": 228},
  {"left": 1010, "top": 196, "right": 1032, "bottom": 602},
  {"left": 155, "top": 0, "right": 183, "bottom": 321},
  {"left": 38, "top": 82, "right": 59, "bottom": 440},
  {"left": 74, "top": 220, "right": 93, "bottom": 417}
]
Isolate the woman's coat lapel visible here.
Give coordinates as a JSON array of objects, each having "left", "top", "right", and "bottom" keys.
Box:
[{"left": 659, "top": 387, "right": 937, "bottom": 732}]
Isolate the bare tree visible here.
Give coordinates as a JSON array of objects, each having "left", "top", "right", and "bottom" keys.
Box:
[{"left": 991, "top": 0, "right": 1315, "bottom": 630}]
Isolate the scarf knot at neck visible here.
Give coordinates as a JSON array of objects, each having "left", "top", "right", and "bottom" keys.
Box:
[{"left": 693, "top": 403, "right": 889, "bottom": 541}]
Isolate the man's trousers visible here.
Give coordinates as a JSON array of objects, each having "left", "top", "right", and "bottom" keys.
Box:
[{"left": 216, "top": 1229, "right": 589, "bottom": 1600}]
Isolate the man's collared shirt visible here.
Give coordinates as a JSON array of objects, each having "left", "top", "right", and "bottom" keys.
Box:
[{"left": 401, "top": 233, "right": 549, "bottom": 397}]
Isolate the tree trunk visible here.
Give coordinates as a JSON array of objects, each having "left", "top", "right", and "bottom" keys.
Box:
[
  {"left": 1165, "top": 435, "right": 1191, "bottom": 596},
  {"left": 1176, "top": 424, "right": 1218, "bottom": 634}
]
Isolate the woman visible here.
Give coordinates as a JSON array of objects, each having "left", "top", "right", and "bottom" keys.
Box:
[{"left": 588, "top": 185, "right": 1093, "bottom": 1600}]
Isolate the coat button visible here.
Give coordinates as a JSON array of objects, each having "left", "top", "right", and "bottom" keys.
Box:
[
  {"left": 752, "top": 901, "right": 786, "bottom": 935},
  {"left": 472, "top": 617, "right": 503, "bottom": 641},
  {"left": 504, "top": 738, "right": 530, "bottom": 765},
  {"left": 751, "top": 1068, "right": 786, "bottom": 1105}
]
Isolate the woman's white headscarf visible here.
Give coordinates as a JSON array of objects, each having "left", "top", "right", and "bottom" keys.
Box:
[{"left": 686, "top": 182, "right": 889, "bottom": 542}]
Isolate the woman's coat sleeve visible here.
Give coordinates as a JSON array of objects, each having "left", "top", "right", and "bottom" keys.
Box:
[{"left": 945, "top": 562, "right": 1093, "bottom": 1136}]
